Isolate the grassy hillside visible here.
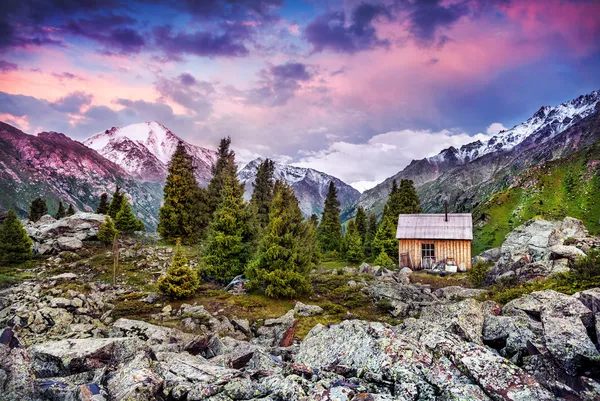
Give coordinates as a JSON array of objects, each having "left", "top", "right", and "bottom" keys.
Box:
[{"left": 472, "top": 142, "right": 600, "bottom": 255}]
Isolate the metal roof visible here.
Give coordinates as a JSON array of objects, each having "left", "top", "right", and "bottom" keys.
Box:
[{"left": 396, "top": 213, "right": 473, "bottom": 240}]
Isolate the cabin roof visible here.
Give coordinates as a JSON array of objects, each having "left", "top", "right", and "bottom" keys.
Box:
[{"left": 396, "top": 213, "right": 473, "bottom": 240}]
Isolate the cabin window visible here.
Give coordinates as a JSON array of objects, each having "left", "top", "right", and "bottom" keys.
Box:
[{"left": 421, "top": 243, "right": 435, "bottom": 259}]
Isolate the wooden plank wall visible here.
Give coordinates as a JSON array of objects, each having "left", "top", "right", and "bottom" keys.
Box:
[{"left": 398, "top": 239, "right": 472, "bottom": 270}]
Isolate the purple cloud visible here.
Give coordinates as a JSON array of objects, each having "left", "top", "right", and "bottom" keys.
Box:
[
  {"left": 51, "top": 91, "right": 93, "bottom": 113},
  {"left": 246, "top": 62, "right": 312, "bottom": 106},
  {"left": 153, "top": 24, "right": 250, "bottom": 59},
  {"left": 304, "top": 3, "right": 391, "bottom": 54},
  {"left": 0, "top": 59, "right": 18, "bottom": 72},
  {"left": 63, "top": 17, "right": 145, "bottom": 54}
]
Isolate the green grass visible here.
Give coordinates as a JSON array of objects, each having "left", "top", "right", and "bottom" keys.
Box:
[{"left": 472, "top": 143, "right": 600, "bottom": 255}]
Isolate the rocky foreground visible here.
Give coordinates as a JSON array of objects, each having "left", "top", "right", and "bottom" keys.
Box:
[{"left": 3, "top": 271, "right": 600, "bottom": 401}]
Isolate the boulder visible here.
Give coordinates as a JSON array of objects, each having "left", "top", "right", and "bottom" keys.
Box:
[
  {"left": 549, "top": 245, "right": 586, "bottom": 261},
  {"left": 106, "top": 353, "right": 163, "bottom": 401},
  {"left": 294, "top": 302, "right": 323, "bottom": 317},
  {"left": 485, "top": 217, "right": 589, "bottom": 285},
  {"left": 420, "top": 299, "right": 484, "bottom": 344},
  {"left": 254, "top": 310, "right": 296, "bottom": 347},
  {"left": 574, "top": 287, "right": 600, "bottom": 314},
  {"left": 0, "top": 329, "right": 35, "bottom": 400},
  {"left": 29, "top": 337, "right": 143, "bottom": 378},
  {"left": 110, "top": 318, "right": 195, "bottom": 353},
  {"left": 56, "top": 236, "right": 84, "bottom": 251}
]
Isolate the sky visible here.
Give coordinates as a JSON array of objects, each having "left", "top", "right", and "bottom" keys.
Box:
[{"left": 0, "top": 0, "right": 599, "bottom": 191}]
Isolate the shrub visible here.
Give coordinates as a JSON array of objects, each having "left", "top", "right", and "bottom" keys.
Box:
[
  {"left": 563, "top": 237, "right": 578, "bottom": 246},
  {"left": 158, "top": 240, "right": 199, "bottom": 299},
  {"left": 570, "top": 249, "right": 600, "bottom": 278},
  {"left": 373, "top": 250, "right": 395, "bottom": 269},
  {"left": 376, "top": 299, "right": 394, "bottom": 313},
  {"left": 467, "top": 260, "right": 492, "bottom": 287},
  {"left": 0, "top": 211, "right": 33, "bottom": 263},
  {"left": 97, "top": 216, "right": 118, "bottom": 245}
]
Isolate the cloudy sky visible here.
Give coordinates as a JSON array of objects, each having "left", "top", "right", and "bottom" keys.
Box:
[{"left": 1, "top": 0, "right": 599, "bottom": 191}]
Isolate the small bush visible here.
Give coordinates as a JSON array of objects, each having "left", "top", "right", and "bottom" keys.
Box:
[
  {"left": 98, "top": 216, "right": 118, "bottom": 245},
  {"left": 373, "top": 250, "right": 395, "bottom": 269},
  {"left": 376, "top": 299, "right": 394, "bottom": 313},
  {"left": 158, "top": 240, "right": 200, "bottom": 299},
  {"left": 570, "top": 249, "right": 600, "bottom": 278},
  {"left": 321, "top": 301, "right": 345, "bottom": 314},
  {"left": 467, "top": 261, "right": 492, "bottom": 287},
  {"left": 113, "top": 299, "right": 156, "bottom": 319},
  {"left": 563, "top": 237, "right": 578, "bottom": 246},
  {"left": 0, "top": 211, "right": 33, "bottom": 263},
  {"left": 58, "top": 251, "right": 80, "bottom": 263}
]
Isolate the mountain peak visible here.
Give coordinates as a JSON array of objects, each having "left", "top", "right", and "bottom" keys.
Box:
[{"left": 84, "top": 122, "right": 216, "bottom": 184}]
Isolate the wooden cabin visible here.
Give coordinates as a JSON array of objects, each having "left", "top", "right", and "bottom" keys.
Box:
[{"left": 396, "top": 212, "right": 473, "bottom": 271}]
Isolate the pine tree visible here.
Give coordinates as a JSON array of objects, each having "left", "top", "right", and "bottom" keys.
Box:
[
  {"left": 29, "top": 197, "right": 48, "bottom": 222},
  {"left": 364, "top": 213, "right": 378, "bottom": 259},
  {"left": 355, "top": 207, "right": 367, "bottom": 243},
  {"left": 0, "top": 211, "right": 33, "bottom": 263},
  {"left": 372, "top": 213, "right": 397, "bottom": 260},
  {"left": 202, "top": 174, "right": 251, "bottom": 283},
  {"left": 97, "top": 193, "right": 109, "bottom": 214},
  {"left": 373, "top": 249, "right": 395, "bottom": 269},
  {"left": 66, "top": 204, "right": 76, "bottom": 216},
  {"left": 97, "top": 216, "right": 118, "bottom": 245},
  {"left": 115, "top": 197, "right": 143, "bottom": 233},
  {"left": 318, "top": 182, "right": 342, "bottom": 254},
  {"left": 384, "top": 179, "right": 422, "bottom": 220},
  {"left": 108, "top": 186, "right": 124, "bottom": 219},
  {"left": 55, "top": 201, "right": 66, "bottom": 219},
  {"left": 250, "top": 158, "right": 276, "bottom": 231},
  {"left": 310, "top": 213, "right": 319, "bottom": 227},
  {"left": 158, "top": 142, "right": 204, "bottom": 243},
  {"left": 246, "top": 182, "right": 314, "bottom": 299},
  {"left": 343, "top": 220, "right": 364, "bottom": 264},
  {"left": 206, "top": 137, "right": 237, "bottom": 219},
  {"left": 158, "top": 240, "right": 199, "bottom": 299}
]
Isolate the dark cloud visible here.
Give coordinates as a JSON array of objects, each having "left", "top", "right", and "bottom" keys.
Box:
[
  {"left": 304, "top": 3, "right": 391, "bottom": 54},
  {"left": 51, "top": 91, "right": 93, "bottom": 113},
  {"left": 153, "top": 24, "right": 250, "bottom": 59},
  {"left": 0, "top": 91, "right": 74, "bottom": 133},
  {"left": 246, "top": 62, "right": 312, "bottom": 106},
  {"left": 166, "top": 0, "right": 282, "bottom": 22},
  {"left": 0, "top": 60, "right": 18, "bottom": 72},
  {"left": 63, "top": 16, "right": 145, "bottom": 55}
]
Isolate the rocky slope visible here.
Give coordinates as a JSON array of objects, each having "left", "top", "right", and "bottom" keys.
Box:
[
  {"left": 0, "top": 122, "right": 162, "bottom": 228},
  {"left": 239, "top": 157, "right": 361, "bottom": 219},
  {"left": 3, "top": 266, "right": 600, "bottom": 399},
  {"left": 358, "top": 90, "right": 600, "bottom": 219},
  {"left": 84, "top": 121, "right": 217, "bottom": 185}
]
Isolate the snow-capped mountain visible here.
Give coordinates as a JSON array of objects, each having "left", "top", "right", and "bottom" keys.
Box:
[
  {"left": 238, "top": 158, "right": 361, "bottom": 218},
  {"left": 358, "top": 90, "right": 600, "bottom": 217},
  {"left": 84, "top": 122, "right": 217, "bottom": 185},
  {"left": 0, "top": 122, "right": 163, "bottom": 227}
]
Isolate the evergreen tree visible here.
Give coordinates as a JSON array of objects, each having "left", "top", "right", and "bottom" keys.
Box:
[
  {"left": 343, "top": 220, "right": 364, "bottom": 264},
  {"left": 97, "top": 216, "right": 118, "bottom": 245},
  {"left": 55, "top": 201, "right": 66, "bottom": 219},
  {"left": 0, "top": 211, "right": 33, "bottom": 263},
  {"left": 206, "top": 137, "right": 237, "bottom": 219},
  {"left": 158, "top": 240, "right": 199, "bottom": 299},
  {"left": 246, "top": 182, "right": 314, "bottom": 298},
  {"left": 96, "top": 193, "right": 109, "bottom": 214},
  {"left": 310, "top": 213, "right": 319, "bottom": 227},
  {"left": 373, "top": 249, "right": 395, "bottom": 269},
  {"left": 384, "top": 179, "right": 422, "bottom": 220},
  {"left": 66, "top": 204, "right": 76, "bottom": 216},
  {"left": 29, "top": 197, "right": 48, "bottom": 222},
  {"left": 201, "top": 174, "right": 251, "bottom": 283},
  {"left": 108, "top": 186, "right": 124, "bottom": 219},
  {"left": 115, "top": 198, "right": 143, "bottom": 233},
  {"left": 158, "top": 142, "right": 204, "bottom": 243},
  {"left": 318, "top": 182, "right": 342, "bottom": 254},
  {"left": 372, "top": 213, "right": 397, "bottom": 260},
  {"left": 364, "top": 213, "right": 378, "bottom": 259},
  {"left": 355, "top": 207, "right": 367, "bottom": 242},
  {"left": 250, "top": 158, "right": 276, "bottom": 231}
]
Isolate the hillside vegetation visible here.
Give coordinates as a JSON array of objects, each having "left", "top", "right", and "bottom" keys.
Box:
[{"left": 473, "top": 142, "right": 600, "bottom": 255}]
